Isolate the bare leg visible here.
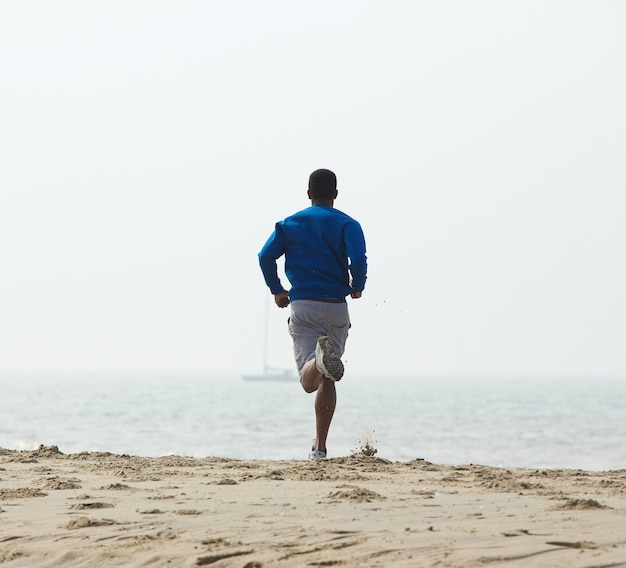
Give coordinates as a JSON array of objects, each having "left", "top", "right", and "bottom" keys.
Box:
[
  {"left": 314, "top": 378, "right": 336, "bottom": 452},
  {"left": 300, "top": 358, "right": 337, "bottom": 453},
  {"left": 300, "top": 357, "right": 323, "bottom": 393}
]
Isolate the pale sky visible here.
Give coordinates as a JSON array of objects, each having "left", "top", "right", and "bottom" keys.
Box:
[{"left": 1, "top": 1, "right": 624, "bottom": 378}]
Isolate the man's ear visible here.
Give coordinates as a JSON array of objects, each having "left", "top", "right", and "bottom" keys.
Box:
[
  {"left": 334, "top": 189, "right": 339, "bottom": 199},
  {"left": 307, "top": 189, "right": 312, "bottom": 199}
]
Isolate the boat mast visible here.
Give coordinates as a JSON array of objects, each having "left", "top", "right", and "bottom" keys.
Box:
[{"left": 262, "top": 296, "right": 270, "bottom": 374}]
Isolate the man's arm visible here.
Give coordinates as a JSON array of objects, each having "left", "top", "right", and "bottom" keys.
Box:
[
  {"left": 345, "top": 220, "right": 367, "bottom": 297},
  {"left": 258, "top": 224, "right": 288, "bottom": 303},
  {"left": 274, "top": 290, "right": 290, "bottom": 308}
]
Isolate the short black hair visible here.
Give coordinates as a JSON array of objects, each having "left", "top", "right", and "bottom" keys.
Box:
[{"left": 308, "top": 169, "right": 337, "bottom": 199}]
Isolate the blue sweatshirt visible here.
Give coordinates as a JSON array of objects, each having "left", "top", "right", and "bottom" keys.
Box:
[{"left": 259, "top": 205, "right": 367, "bottom": 301}]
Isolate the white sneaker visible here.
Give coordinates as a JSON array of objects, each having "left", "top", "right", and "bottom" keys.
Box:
[
  {"left": 309, "top": 449, "right": 327, "bottom": 459},
  {"left": 309, "top": 438, "right": 327, "bottom": 459},
  {"left": 315, "top": 336, "right": 344, "bottom": 381}
]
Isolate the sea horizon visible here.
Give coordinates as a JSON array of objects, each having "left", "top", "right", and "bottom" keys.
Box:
[{"left": 2, "top": 373, "right": 625, "bottom": 471}]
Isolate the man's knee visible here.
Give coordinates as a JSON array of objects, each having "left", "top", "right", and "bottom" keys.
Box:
[{"left": 300, "top": 376, "right": 319, "bottom": 393}]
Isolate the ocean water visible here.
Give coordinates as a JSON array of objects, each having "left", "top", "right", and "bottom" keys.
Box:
[{"left": 1, "top": 373, "right": 625, "bottom": 471}]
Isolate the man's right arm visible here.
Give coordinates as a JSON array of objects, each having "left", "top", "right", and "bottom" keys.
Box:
[{"left": 345, "top": 221, "right": 367, "bottom": 296}]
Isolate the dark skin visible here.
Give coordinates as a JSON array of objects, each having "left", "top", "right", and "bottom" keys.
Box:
[{"left": 272, "top": 188, "right": 363, "bottom": 453}]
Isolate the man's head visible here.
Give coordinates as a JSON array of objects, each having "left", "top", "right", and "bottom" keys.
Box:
[{"left": 308, "top": 169, "right": 338, "bottom": 203}]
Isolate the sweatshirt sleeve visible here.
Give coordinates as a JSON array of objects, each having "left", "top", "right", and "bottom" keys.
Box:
[
  {"left": 345, "top": 220, "right": 367, "bottom": 292},
  {"left": 258, "top": 223, "right": 287, "bottom": 295}
]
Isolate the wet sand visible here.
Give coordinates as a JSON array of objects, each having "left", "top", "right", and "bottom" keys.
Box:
[{"left": 1, "top": 446, "right": 625, "bottom": 567}]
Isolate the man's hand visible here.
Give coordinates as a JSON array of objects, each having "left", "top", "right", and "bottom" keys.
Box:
[
  {"left": 351, "top": 291, "right": 362, "bottom": 299},
  {"left": 274, "top": 291, "right": 290, "bottom": 308}
]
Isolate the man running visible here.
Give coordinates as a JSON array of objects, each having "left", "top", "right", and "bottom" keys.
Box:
[{"left": 258, "top": 169, "right": 367, "bottom": 458}]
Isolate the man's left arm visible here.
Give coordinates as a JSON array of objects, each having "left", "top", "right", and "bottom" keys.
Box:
[{"left": 258, "top": 224, "right": 287, "bottom": 297}]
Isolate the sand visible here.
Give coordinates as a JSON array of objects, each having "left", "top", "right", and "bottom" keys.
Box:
[{"left": 1, "top": 446, "right": 625, "bottom": 567}]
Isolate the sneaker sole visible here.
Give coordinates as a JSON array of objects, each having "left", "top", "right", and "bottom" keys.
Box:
[{"left": 316, "top": 336, "right": 344, "bottom": 381}]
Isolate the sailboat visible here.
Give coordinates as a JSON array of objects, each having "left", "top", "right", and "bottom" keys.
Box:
[{"left": 242, "top": 299, "right": 297, "bottom": 381}]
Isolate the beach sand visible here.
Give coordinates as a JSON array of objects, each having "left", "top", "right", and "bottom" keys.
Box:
[{"left": 1, "top": 446, "right": 625, "bottom": 567}]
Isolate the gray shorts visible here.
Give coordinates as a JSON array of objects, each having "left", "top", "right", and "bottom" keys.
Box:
[{"left": 288, "top": 299, "right": 351, "bottom": 375}]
